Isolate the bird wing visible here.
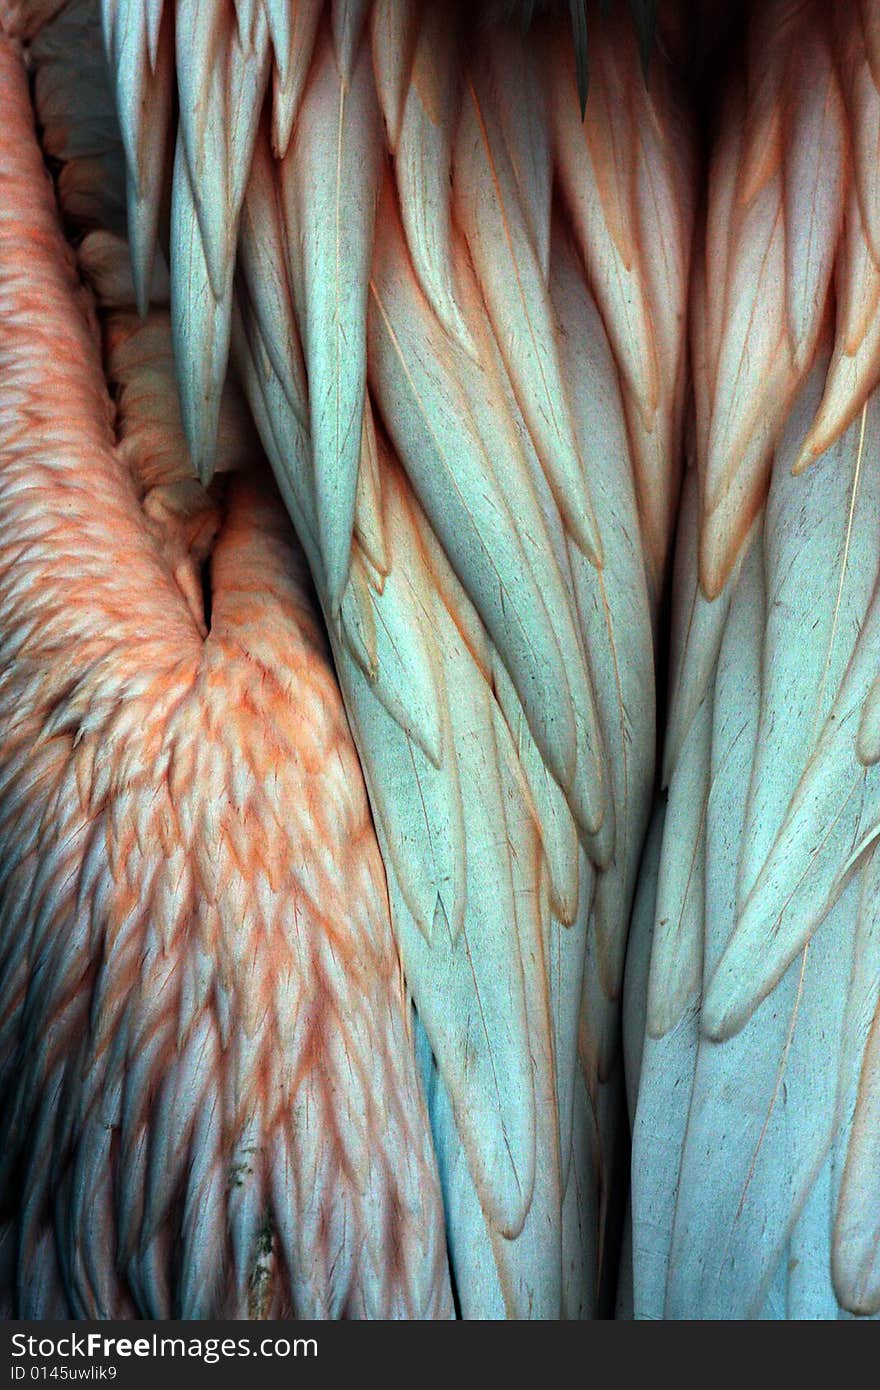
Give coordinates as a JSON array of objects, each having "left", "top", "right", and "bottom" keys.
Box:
[
  {"left": 0, "top": 10, "right": 451, "bottom": 1318},
  {"left": 97, "top": 0, "right": 693, "bottom": 1313},
  {"left": 632, "top": 0, "right": 880, "bottom": 1318}
]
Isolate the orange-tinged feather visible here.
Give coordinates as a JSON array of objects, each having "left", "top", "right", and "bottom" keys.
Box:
[{"left": 0, "top": 30, "right": 450, "bottom": 1319}]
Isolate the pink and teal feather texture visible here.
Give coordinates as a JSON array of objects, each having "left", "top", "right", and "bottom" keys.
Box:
[
  {"left": 12, "top": 0, "right": 880, "bottom": 1324},
  {"left": 0, "top": 22, "right": 451, "bottom": 1317},
  {"left": 630, "top": 0, "right": 880, "bottom": 1319},
  {"left": 0, "top": 0, "right": 692, "bottom": 1317}
]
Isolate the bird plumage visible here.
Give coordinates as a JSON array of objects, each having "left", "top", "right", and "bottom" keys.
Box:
[
  {"left": 9, "top": 0, "right": 880, "bottom": 1323},
  {"left": 0, "top": 15, "right": 450, "bottom": 1316},
  {"left": 0, "top": 0, "right": 691, "bottom": 1318},
  {"left": 630, "top": 0, "right": 880, "bottom": 1319}
]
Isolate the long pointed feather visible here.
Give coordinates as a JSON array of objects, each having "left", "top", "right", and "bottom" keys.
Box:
[
  {"left": 457, "top": 76, "right": 603, "bottom": 565},
  {"left": 281, "top": 30, "right": 382, "bottom": 611}
]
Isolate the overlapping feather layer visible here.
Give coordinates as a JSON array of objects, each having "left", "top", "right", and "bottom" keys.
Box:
[
  {"left": 631, "top": 0, "right": 880, "bottom": 1319},
  {"left": 94, "top": 0, "right": 693, "bottom": 1314},
  {"left": 691, "top": 0, "right": 880, "bottom": 598},
  {"left": 0, "top": 15, "right": 451, "bottom": 1318}
]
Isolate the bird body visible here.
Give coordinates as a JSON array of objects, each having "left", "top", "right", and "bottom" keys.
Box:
[
  {"left": 0, "top": 0, "right": 693, "bottom": 1318},
  {"left": 0, "top": 22, "right": 451, "bottom": 1317},
  {"left": 6, "top": 0, "right": 880, "bottom": 1323}
]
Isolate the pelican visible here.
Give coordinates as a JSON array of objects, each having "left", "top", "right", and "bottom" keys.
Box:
[
  {"left": 0, "top": 0, "right": 691, "bottom": 1318},
  {"left": 2, "top": 0, "right": 878, "bottom": 1324}
]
